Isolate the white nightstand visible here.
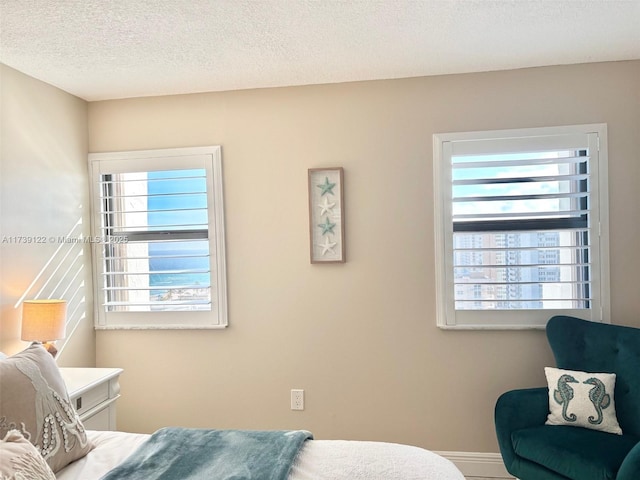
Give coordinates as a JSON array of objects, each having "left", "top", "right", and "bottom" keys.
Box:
[{"left": 59, "top": 368, "right": 123, "bottom": 431}]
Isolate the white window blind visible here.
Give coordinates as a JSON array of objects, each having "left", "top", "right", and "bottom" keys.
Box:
[
  {"left": 100, "top": 168, "right": 211, "bottom": 311},
  {"left": 89, "top": 147, "right": 227, "bottom": 329},
  {"left": 433, "top": 125, "right": 610, "bottom": 329}
]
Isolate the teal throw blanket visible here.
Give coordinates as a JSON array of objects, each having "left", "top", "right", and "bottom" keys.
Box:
[{"left": 100, "top": 427, "right": 313, "bottom": 480}]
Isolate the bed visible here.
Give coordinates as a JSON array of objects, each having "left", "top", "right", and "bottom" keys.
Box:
[
  {"left": 54, "top": 429, "right": 465, "bottom": 479},
  {"left": 1, "top": 344, "right": 465, "bottom": 480}
]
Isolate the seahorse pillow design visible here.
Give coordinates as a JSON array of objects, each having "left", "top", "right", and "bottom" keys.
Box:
[
  {"left": 545, "top": 367, "right": 622, "bottom": 435},
  {"left": 0, "top": 344, "right": 94, "bottom": 472}
]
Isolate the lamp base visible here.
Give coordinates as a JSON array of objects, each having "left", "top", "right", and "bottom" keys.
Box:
[
  {"left": 31, "top": 341, "right": 58, "bottom": 357},
  {"left": 43, "top": 342, "right": 58, "bottom": 357}
]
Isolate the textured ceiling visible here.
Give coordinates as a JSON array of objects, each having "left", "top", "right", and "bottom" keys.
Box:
[{"left": 1, "top": 0, "right": 639, "bottom": 101}]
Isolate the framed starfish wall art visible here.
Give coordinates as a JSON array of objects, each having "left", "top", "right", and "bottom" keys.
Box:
[{"left": 308, "top": 167, "right": 345, "bottom": 263}]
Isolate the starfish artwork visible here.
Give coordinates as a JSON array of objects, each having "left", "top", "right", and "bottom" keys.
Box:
[
  {"left": 317, "top": 196, "right": 336, "bottom": 216},
  {"left": 317, "top": 176, "right": 336, "bottom": 196},
  {"left": 318, "top": 236, "right": 337, "bottom": 256},
  {"left": 318, "top": 217, "right": 337, "bottom": 235}
]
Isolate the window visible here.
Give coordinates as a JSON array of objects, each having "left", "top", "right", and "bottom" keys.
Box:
[
  {"left": 433, "top": 125, "right": 609, "bottom": 329},
  {"left": 88, "top": 146, "right": 227, "bottom": 329}
]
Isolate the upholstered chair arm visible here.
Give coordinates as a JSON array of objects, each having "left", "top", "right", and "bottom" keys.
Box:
[
  {"left": 617, "top": 441, "right": 640, "bottom": 480},
  {"left": 495, "top": 387, "right": 549, "bottom": 473}
]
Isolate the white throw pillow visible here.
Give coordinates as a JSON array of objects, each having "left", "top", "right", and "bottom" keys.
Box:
[
  {"left": 545, "top": 367, "right": 622, "bottom": 435},
  {"left": 0, "top": 429, "right": 56, "bottom": 480},
  {"left": 0, "top": 344, "right": 93, "bottom": 472}
]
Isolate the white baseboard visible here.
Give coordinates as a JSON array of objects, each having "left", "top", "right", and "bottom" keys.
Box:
[{"left": 435, "top": 451, "right": 515, "bottom": 478}]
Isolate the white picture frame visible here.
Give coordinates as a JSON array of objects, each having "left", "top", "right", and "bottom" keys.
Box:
[{"left": 308, "top": 167, "right": 345, "bottom": 263}]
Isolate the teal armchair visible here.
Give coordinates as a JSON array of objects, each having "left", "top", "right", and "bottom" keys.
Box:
[{"left": 495, "top": 316, "right": 640, "bottom": 480}]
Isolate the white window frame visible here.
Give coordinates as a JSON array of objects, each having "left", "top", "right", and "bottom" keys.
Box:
[
  {"left": 433, "top": 124, "right": 610, "bottom": 329},
  {"left": 88, "top": 146, "right": 228, "bottom": 329}
]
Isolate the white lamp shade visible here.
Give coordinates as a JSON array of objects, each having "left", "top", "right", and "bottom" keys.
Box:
[{"left": 21, "top": 300, "right": 67, "bottom": 342}]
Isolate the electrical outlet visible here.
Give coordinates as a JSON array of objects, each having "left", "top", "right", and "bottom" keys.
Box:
[{"left": 291, "top": 389, "right": 304, "bottom": 410}]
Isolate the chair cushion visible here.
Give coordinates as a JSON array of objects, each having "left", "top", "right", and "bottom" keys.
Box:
[{"left": 512, "top": 425, "right": 639, "bottom": 480}]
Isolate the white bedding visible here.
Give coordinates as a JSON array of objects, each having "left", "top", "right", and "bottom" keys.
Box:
[{"left": 56, "top": 430, "right": 465, "bottom": 480}]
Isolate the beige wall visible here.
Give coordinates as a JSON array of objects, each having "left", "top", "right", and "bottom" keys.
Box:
[
  {"left": 0, "top": 64, "right": 94, "bottom": 366},
  {"left": 88, "top": 60, "right": 640, "bottom": 453},
  {"left": 0, "top": 58, "right": 636, "bottom": 455}
]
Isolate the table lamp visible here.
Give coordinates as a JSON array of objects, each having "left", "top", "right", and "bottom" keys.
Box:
[{"left": 21, "top": 299, "right": 67, "bottom": 357}]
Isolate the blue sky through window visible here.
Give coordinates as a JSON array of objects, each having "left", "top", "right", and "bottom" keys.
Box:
[
  {"left": 144, "top": 169, "right": 211, "bottom": 293},
  {"left": 146, "top": 169, "right": 209, "bottom": 255},
  {"left": 452, "top": 151, "right": 575, "bottom": 219}
]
